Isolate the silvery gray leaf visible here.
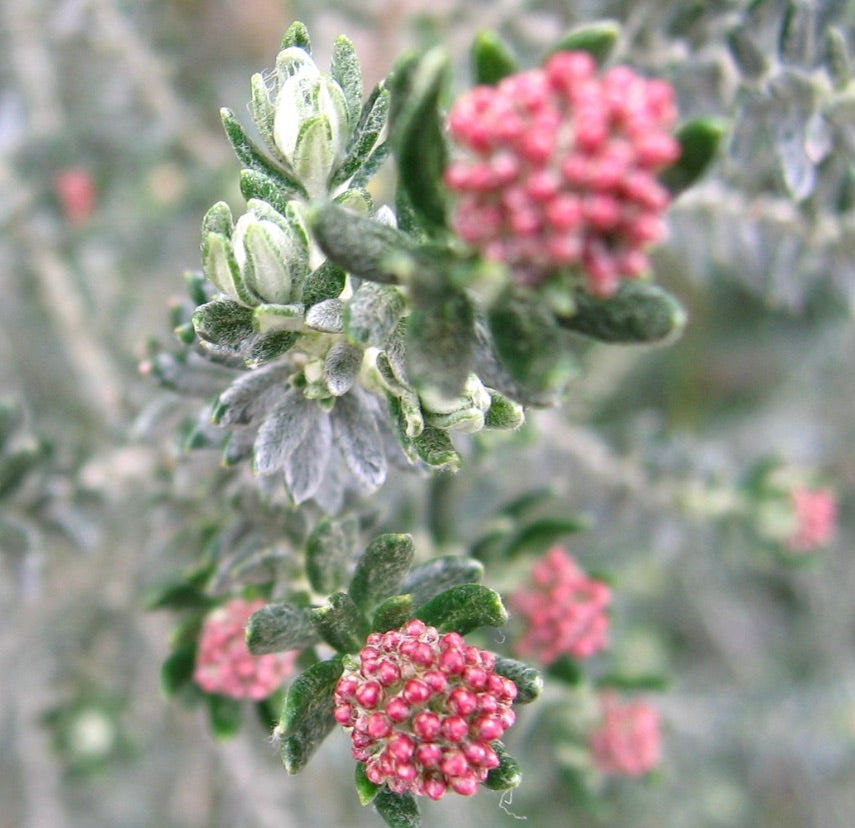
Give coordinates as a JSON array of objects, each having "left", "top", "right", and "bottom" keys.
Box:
[
  {"left": 324, "top": 342, "right": 363, "bottom": 396},
  {"left": 253, "top": 389, "right": 315, "bottom": 475},
  {"left": 305, "top": 298, "right": 344, "bottom": 332},
  {"left": 804, "top": 112, "right": 832, "bottom": 164},
  {"left": 285, "top": 408, "right": 332, "bottom": 504},
  {"left": 344, "top": 281, "right": 405, "bottom": 347},
  {"left": 222, "top": 426, "right": 257, "bottom": 466},
  {"left": 213, "top": 361, "right": 292, "bottom": 426},
  {"left": 777, "top": 122, "right": 816, "bottom": 200},
  {"left": 331, "top": 390, "right": 387, "bottom": 490},
  {"left": 778, "top": 0, "right": 816, "bottom": 68},
  {"left": 312, "top": 454, "right": 348, "bottom": 515}
]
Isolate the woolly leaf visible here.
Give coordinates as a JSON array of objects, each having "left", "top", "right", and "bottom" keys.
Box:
[
  {"left": 471, "top": 31, "right": 518, "bottom": 85},
  {"left": 310, "top": 592, "right": 370, "bottom": 653},
  {"left": 345, "top": 282, "right": 406, "bottom": 347},
  {"left": 372, "top": 594, "right": 416, "bottom": 633},
  {"left": 279, "top": 657, "right": 343, "bottom": 773},
  {"left": 374, "top": 790, "right": 421, "bottom": 828},
  {"left": 484, "top": 389, "right": 524, "bottom": 430},
  {"left": 349, "top": 533, "right": 415, "bottom": 613},
  {"left": 356, "top": 761, "right": 382, "bottom": 806},
  {"left": 202, "top": 233, "right": 258, "bottom": 306},
  {"left": 558, "top": 281, "right": 687, "bottom": 344},
  {"left": 306, "top": 298, "right": 344, "bottom": 332},
  {"left": 284, "top": 408, "right": 332, "bottom": 504},
  {"left": 202, "top": 201, "right": 234, "bottom": 238},
  {"left": 324, "top": 342, "right": 364, "bottom": 396},
  {"left": 391, "top": 48, "right": 450, "bottom": 233},
  {"left": 312, "top": 203, "right": 410, "bottom": 284},
  {"left": 220, "top": 108, "right": 307, "bottom": 200},
  {"left": 331, "top": 35, "right": 364, "bottom": 125},
  {"left": 160, "top": 642, "right": 198, "bottom": 697},
  {"left": 253, "top": 389, "right": 315, "bottom": 475},
  {"left": 301, "top": 260, "right": 346, "bottom": 307},
  {"left": 246, "top": 330, "right": 299, "bottom": 367},
  {"left": 412, "top": 427, "right": 461, "bottom": 471},
  {"left": 415, "top": 584, "right": 508, "bottom": 634},
  {"left": 331, "top": 391, "right": 387, "bottom": 490},
  {"left": 547, "top": 654, "right": 584, "bottom": 686},
  {"left": 192, "top": 300, "right": 254, "bottom": 348},
  {"left": 548, "top": 20, "right": 621, "bottom": 65},
  {"left": 306, "top": 515, "right": 359, "bottom": 595},
  {"left": 400, "top": 556, "right": 484, "bottom": 607},
  {"left": 207, "top": 694, "right": 243, "bottom": 740},
  {"left": 252, "top": 303, "right": 305, "bottom": 334},
  {"left": 659, "top": 117, "right": 726, "bottom": 197},
  {"left": 494, "top": 657, "right": 543, "bottom": 704},
  {"left": 484, "top": 742, "right": 523, "bottom": 791},
  {"left": 282, "top": 21, "right": 311, "bottom": 53},
  {"left": 406, "top": 291, "right": 475, "bottom": 398},
  {"left": 246, "top": 603, "right": 320, "bottom": 655},
  {"left": 488, "top": 292, "right": 580, "bottom": 397},
  {"left": 239, "top": 169, "right": 293, "bottom": 217}
]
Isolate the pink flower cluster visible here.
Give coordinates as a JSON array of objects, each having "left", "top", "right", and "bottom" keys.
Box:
[
  {"left": 54, "top": 167, "right": 97, "bottom": 225},
  {"left": 333, "top": 619, "right": 518, "bottom": 800},
  {"left": 509, "top": 547, "right": 611, "bottom": 666},
  {"left": 787, "top": 487, "right": 837, "bottom": 551},
  {"left": 194, "top": 598, "right": 297, "bottom": 700},
  {"left": 446, "top": 51, "right": 680, "bottom": 296},
  {"left": 590, "top": 691, "right": 661, "bottom": 777}
]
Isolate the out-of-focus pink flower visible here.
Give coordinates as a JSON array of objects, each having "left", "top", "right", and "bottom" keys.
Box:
[
  {"left": 194, "top": 598, "right": 297, "bottom": 700},
  {"left": 446, "top": 52, "right": 679, "bottom": 296},
  {"left": 509, "top": 547, "right": 611, "bottom": 666},
  {"left": 787, "top": 487, "right": 837, "bottom": 551},
  {"left": 333, "top": 619, "right": 518, "bottom": 800},
  {"left": 54, "top": 167, "right": 97, "bottom": 225},
  {"left": 590, "top": 691, "right": 661, "bottom": 777}
]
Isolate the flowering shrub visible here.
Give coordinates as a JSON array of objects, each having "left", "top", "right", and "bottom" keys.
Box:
[
  {"left": 334, "top": 619, "right": 518, "bottom": 799},
  {"left": 194, "top": 598, "right": 297, "bottom": 700},
  {"left": 509, "top": 546, "right": 611, "bottom": 665},
  {"left": 446, "top": 52, "right": 679, "bottom": 296},
  {"left": 590, "top": 691, "right": 662, "bottom": 778}
]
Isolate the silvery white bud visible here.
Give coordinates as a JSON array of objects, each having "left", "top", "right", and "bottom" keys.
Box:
[
  {"left": 421, "top": 374, "right": 492, "bottom": 434},
  {"left": 233, "top": 214, "right": 295, "bottom": 305}
]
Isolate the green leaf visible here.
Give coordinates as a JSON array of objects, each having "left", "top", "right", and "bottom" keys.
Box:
[
  {"left": 488, "top": 292, "right": 580, "bottom": 397},
  {"left": 282, "top": 21, "right": 311, "bottom": 53},
  {"left": 558, "top": 281, "right": 687, "bottom": 344},
  {"left": 415, "top": 584, "right": 508, "bottom": 634},
  {"left": 659, "top": 117, "right": 726, "bottom": 197},
  {"left": 306, "top": 515, "right": 359, "bottom": 595},
  {"left": 160, "top": 642, "right": 198, "bottom": 697},
  {"left": 345, "top": 282, "right": 406, "bottom": 347},
  {"left": 374, "top": 790, "right": 421, "bottom": 828},
  {"left": 827, "top": 27, "right": 852, "bottom": 90},
  {"left": 493, "top": 657, "right": 543, "bottom": 704},
  {"left": 239, "top": 169, "right": 294, "bottom": 218},
  {"left": 246, "top": 330, "right": 300, "bottom": 368},
  {"left": 207, "top": 694, "right": 243, "bottom": 740},
  {"left": 412, "top": 427, "right": 461, "bottom": 471},
  {"left": 279, "top": 657, "right": 343, "bottom": 773},
  {"left": 220, "top": 108, "right": 308, "bottom": 200},
  {"left": 547, "top": 20, "right": 621, "bottom": 65},
  {"left": 546, "top": 654, "right": 584, "bottom": 686},
  {"left": 332, "top": 83, "right": 391, "bottom": 188},
  {"left": 400, "top": 556, "right": 484, "bottom": 607},
  {"left": 503, "top": 516, "right": 588, "bottom": 559},
  {"left": 371, "top": 594, "right": 416, "bottom": 633},
  {"left": 0, "top": 445, "right": 49, "bottom": 501},
  {"left": 246, "top": 603, "right": 320, "bottom": 655},
  {"left": 311, "top": 202, "right": 411, "bottom": 285},
  {"left": 484, "top": 742, "right": 523, "bottom": 791},
  {"left": 484, "top": 389, "right": 525, "bottom": 430},
  {"left": 324, "top": 342, "right": 364, "bottom": 396},
  {"left": 597, "top": 673, "right": 671, "bottom": 692},
  {"left": 349, "top": 533, "right": 415, "bottom": 613},
  {"left": 471, "top": 31, "right": 518, "bottom": 85},
  {"left": 331, "top": 35, "right": 364, "bottom": 128},
  {"left": 144, "top": 573, "right": 214, "bottom": 611},
  {"left": 301, "top": 260, "right": 346, "bottom": 307},
  {"left": 390, "top": 47, "right": 450, "bottom": 233},
  {"left": 202, "top": 232, "right": 258, "bottom": 306},
  {"left": 192, "top": 300, "right": 254, "bottom": 348},
  {"left": 355, "top": 761, "right": 382, "bottom": 806},
  {"left": 202, "top": 201, "right": 234, "bottom": 238},
  {"left": 406, "top": 291, "right": 475, "bottom": 398},
  {"left": 310, "top": 592, "right": 370, "bottom": 653}
]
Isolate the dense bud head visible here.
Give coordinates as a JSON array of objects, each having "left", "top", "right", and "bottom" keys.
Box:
[
  {"left": 510, "top": 546, "right": 611, "bottom": 666},
  {"left": 333, "top": 621, "right": 517, "bottom": 799},
  {"left": 446, "top": 53, "right": 680, "bottom": 296},
  {"left": 590, "top": 691, "right": 662, "bottom": 777},
  {"left": 193, "top": 598, "right": 297, "bottom": 700}
]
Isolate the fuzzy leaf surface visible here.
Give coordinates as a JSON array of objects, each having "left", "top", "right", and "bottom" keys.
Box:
[
  {"left": 400, "top": 556, "right": 484, "bottom": 607},
  {"left": 494, "top": 657, "right": 543, "bottom": 704},
  {"left": 349, "top": 533, "right": 415, "bottom": 613},
  {"left": 310, "top": 592, "right": 370, "bottom": 653},
  {"left": 659, "top": 117, "right": 726, "bottom": 197},
  {"left": 415, "top": 584, "right": 508, "bottom": 634},
  {"left": 305, "top": 515, "right": 359, "bottom": 595},
  {"left": 246, "top": 603, "right": 320, "bottom": 655},
  {"left": 374, "top": 790, "right": 421, "bottom": 828}
]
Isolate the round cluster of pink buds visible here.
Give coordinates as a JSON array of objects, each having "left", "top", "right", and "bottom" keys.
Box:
[
  {"left": 509, "top": 547, "right": 611, "bottom": 666},
  {"left": 333, "top": 619, "right": 518, "bottom": 799},
  {"left": 54, "top": 167, "right": 97, "bottom": 225},
  {"left": 194, "top": 598, "right": 297, "bottom": 700},
  {"left": 787, "top": 487, "right": 837, "bottom": 551},
  {"left": 445, "top": 51, "right": 680, "bottom": 296},
  {"left": 590, "top": 691, "right": 662, "bottom": 777}
]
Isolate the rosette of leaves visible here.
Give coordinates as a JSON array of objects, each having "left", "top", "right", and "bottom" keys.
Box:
[
  {"left": 309, "top": 22, "right": 721, "bottom": 406},
  {"left": 240, "top": 528, "right": 542, "bottom": 826}
]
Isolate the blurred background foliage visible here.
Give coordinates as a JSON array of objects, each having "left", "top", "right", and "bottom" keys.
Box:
[{"left": 1, "top": 1, "right": 854, "bottom": 826}]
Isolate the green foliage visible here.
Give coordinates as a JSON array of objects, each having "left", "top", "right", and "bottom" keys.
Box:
[
  {"left": 547, "top": 20, "right": 621, "bottom": 64},
  {"left": 470, "top": 31, "right": 518, "bottom": 85}
]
